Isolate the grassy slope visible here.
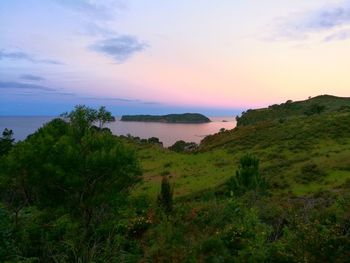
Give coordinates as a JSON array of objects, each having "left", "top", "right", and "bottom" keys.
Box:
[
  {"left": 131, "top": 109, "right": 350, "bottom": 199},
  {"left": 236, "top": 95, "right": 350, "bottom": 126},
  {"left": 125, "top": 97, "right": 350, "bottom": 261}
]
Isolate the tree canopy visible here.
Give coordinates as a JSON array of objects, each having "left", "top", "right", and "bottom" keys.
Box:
[{"left": 0, "top": 106, "right": 141, "bottom": 261}]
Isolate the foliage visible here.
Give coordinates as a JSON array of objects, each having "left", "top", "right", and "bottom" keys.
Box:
[
  {"left": 0, "top": 128, "right": 15, "bottom": 156},
  {"left": 168, "top": 140, "right": 198, "bottom": 152},
  {"left": 1, "top": 98, "right": 350, "bottom": 261},
  {"left": 304, "top": 103, "right": 326, "bottom": 116},
  {"left": 0, "top": 105, "right": 141, "bottom": 261},
  {"left": 157, "top": 176, "right": 174, "bottom": 213},
  {"left": 0, "top": 203, "right": 14, "bottom": 261},
  {"left": 297, "top": 162, "right": 327, "bottom": 183},
  {"left": 147, "top": 137, "right": 163, "bottom": 145},
  {"left": 121, "top": 113, "right": 211, "bottom": 123},
  {"left": 228, "top": 154, "right": 267, "bottom": 195},
  {"left": 235, "top": 95, "right": 349, "bottom": 126},
  {"left": 97, "top": 106, "right": 115, "bottom": 129}
]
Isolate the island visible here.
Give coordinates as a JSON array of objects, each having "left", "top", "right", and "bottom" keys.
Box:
[{"left": 120, "top": 113, "right": 211, "bottom": 123}]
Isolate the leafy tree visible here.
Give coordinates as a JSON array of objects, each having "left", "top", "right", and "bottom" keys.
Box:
[
  {"left": 0, "top": 128, "right": 15, "bottom": 156},
  {"left": 61, "top": 105, "right": 98, "bottom": 138},
  {"left": 158, "top": 176, "right": 173, "bottom": 213},
  {"left": 97, "top": 106, "right": 115, "bottom": 129},
  {"left": 228, "top": 154, "right": 266, "bottom": 195},
  {"left": 1, "top": 107, "right": 142, "bottom": 247}
]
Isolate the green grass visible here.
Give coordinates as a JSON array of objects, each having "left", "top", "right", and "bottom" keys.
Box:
[
  {"left": 236, "top": 94, "right": 350, "bottom": 126},
  {"left": 129, "top": 110, "right": 350, "bottom": 200},
  {"left": 133, "top": 146, "right": 236, "bottom": 198},
  {"left": 292, "top": 171, "right": 350, "bottom": 195}
]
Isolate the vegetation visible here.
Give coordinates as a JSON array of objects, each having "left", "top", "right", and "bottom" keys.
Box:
[
  {"left": 0, "top": 128, "right": 14, "bottom": 156},
  {"left": 236, "top": 95, "right": 350, "bottom": 126},
  {"left": 1, "top": 96, "right": 350, "bottom": 262},
  {"left": 228, "top": 154, "right": 266, "bottom": 195},
  {"left": 0, "top": 106, "right": 140, "bottom": 262},
  {"left": 168, "top": 140, "right": 198, "bottom": 152},
  {"left": 157, "top": 176, "right": 174, "bottom": 213},
  {"left": 121, "top": 113, "right": 211, "bottom": 123}
]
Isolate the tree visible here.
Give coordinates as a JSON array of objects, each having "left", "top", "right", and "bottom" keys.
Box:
[
  {"left": 228, "top": 154, "right": 266, "bottom": 195},
  {"left": 61, "top": 105, "right": 97, "bottom": 138},
  {"left": 97, "top": 106, "right": 115, "bottom": 129},
  {"left": 0, "top": 128, "right": 15, "bottom": 156},
  {"left": 158, "top": 176, "right": 173, "bottom": 213},
  {"left": 2, "top": 107, "right": 141, "bottom": 231}
]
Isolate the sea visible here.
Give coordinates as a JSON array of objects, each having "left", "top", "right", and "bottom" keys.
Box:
[{"left": 0, "top": 116, "right": 236, "bottom": 147}]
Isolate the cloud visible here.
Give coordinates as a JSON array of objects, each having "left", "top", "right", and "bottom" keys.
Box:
[
  {"left": 83, "top": 96, "right": 140, "bottom": 102},
  {"left": 0, "top": 81, "right": 56, "bottom": 91},
  {"left": 324, "top": 28, "right": 350, "bottom": 41},
  {"left": 55, "top": 0, "right": 126, "bottom": 21},
  {"left": 272, "top": 1, "right": 350, "bottom": 41},
  {"left": 0, "top": 50, "right": 64, "bottom": 65},
  {"left": 143, "top": 101, "right": 162, "bottom": 105},
  {"left": 90, "top": 35, "right": 148, "bottom": 63},
  {"left": 19, "top": 74, "right": 45, "bottom": 81},
  {"left": 0, "top": 81, "right": 157, "bottom": 105},
  {"left": 0, "top": 82, "right": 78, "bottom": 98},
  {"left": 83, "top": 96, "right": 162, "bottom": 105}
]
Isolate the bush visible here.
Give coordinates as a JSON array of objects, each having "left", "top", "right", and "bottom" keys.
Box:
[
  {"left": 228, "top": 154, "right": 267, "bottom": 195},
  {"left": 297, "top": 162, "right": 326, "bottom": 183},
  {"left": 157, "top": 176, "right": 174, "bottom": 213},
  {"left": 304, "top": 103, "right": 326, "bottom": 116},
  {"left": 0, "top": 128, "right": 15, "bottom": 156},
  {"left": 169, "top": 140, "right": 198, "bottom": 152}
]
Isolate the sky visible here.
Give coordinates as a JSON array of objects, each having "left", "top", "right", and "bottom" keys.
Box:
[{"left": 1, "top": 0, "right": 350, "bottom": 116}]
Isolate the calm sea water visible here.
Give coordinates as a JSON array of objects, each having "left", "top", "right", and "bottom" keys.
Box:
[{"left": 0, "top": 116, "right": 236, "bottom": 147}]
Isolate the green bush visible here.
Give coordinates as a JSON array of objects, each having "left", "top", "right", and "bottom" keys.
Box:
[
  {"left": 228, "top": 154, "right": 267, "bottom": 195},
  {"left": 297, "top": 162, "right": 326, "bottom": 183},
  {"left": 157, "top": 176, "right": 174, "bottom": 213}
]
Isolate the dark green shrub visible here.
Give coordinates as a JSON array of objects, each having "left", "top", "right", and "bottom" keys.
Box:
[
  {"left": 148, "top": 137, "right": 163, "bottom": 145},
  {"left": 228, "top": 154, "right": 267, "bottom": 195},
  {"left": 297, "top": 162, "right": 326, "bottom": 183},
  {"left": 157, "top": 176, "right": 174, "bottom": 213},
  {"left": 169, "top": 140, "right": 198, "bottom": 152},
  {"left": 304, "top": 103, "right": 326, "bottom": 116},
  {"left": 0, "top": 128, "right": 15, "bottom": 156}
]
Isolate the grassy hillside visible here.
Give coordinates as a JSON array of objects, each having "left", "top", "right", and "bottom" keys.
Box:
[
  {"left": 236, "top": 95, "right": 350, "bottom": 126},
  {"left": 2, "top": 101, "right": 350, "bottom": 262},
  {"left": 133, "top": 109, "right": 350, "bottom": 199},
  {"left": 121, "top": 106, "right": 350, "bottom": 261}
]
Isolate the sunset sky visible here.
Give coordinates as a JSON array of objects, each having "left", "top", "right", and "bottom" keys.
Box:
[{"left": 1, "top": 0, "right": 350, "bottom": 115}]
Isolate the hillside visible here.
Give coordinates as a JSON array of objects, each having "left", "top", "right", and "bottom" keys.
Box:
[
  {"left": 121, "top": 113, "right": 211, "bottom": 123},
  {"left": 126, "top": 105, "right": 350, "bottom": 261},
  {"left": 2, "top": 101, "right": 350, "bottom": 262},
  {"left": 236, "top": 95, "right": 350, "bottom": 126},
  {"left": 136, "top": 109, "right": 350, "bottom": 198}
]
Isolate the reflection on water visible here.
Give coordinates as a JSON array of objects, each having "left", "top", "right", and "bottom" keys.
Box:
[{"left": 0, "top": 116, "right": 236, "bottom": 147}]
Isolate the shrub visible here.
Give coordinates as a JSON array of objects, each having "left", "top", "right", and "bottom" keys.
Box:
[
  {"left": 169, "top": 140, "right": 198, "bottom": 152},
  {"left": 297, "top": 162, "right": 326, "bottom": 183},
  {"left": 304, "top": 103, "right": 326, "bottom": 116},
  {"left": 0, "top": 128, "right": 15, "bottom": 156},
  {"left": 228, "top": 154, "right": 267, "bottom": 195},
  {"left": 157, "top": 176, "right": 174, "bottom": 213}
]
